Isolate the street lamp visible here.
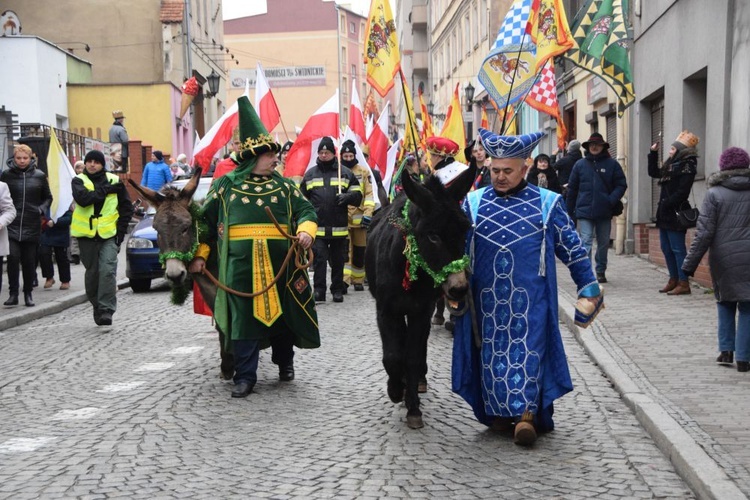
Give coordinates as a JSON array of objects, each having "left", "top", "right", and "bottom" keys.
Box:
[
  {"left": 205, "top": 70, "right": 221, "bottom": 98},
  {"left": 465, "top": 82, "right": 475, "bottom": 142}
]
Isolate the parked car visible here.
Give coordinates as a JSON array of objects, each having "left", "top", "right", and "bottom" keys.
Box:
[{"left": 126, "top": 176, "right": 213, "bottom": 293}]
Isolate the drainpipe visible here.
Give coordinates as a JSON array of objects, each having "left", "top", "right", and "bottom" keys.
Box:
[{"left": 615, "top": 109, "right": 629, "bottom": 254}]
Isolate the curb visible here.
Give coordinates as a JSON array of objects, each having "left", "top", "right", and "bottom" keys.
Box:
[
  {"left": 558, "top": 289, "right": 747, "bottom": 500},
  {"left": 0, "top": 279, "right": 131, "bottom": 333}
]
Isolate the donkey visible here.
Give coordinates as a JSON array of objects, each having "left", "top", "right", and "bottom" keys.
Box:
[
  {"left": 129, "top": 170, "right": 234, "bottom": 379},
  {"left": 365, "top": 164, "right": 475, "bottom": 429}
]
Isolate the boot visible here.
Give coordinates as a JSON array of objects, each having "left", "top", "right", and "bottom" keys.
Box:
[
  {"left": 24, "top": 292, "right": 34, "bottom": 307},
  {"left": 716, "top": 351, "right": 734, "bottom": 365},
  {"left": 4, "top": 294, "right": 18, "bottom": 306},
  {"left": 659, "top": 278, "right": 678, "bottom": 293},
  {"left": 667, "top": 280, "right": 691, "bottom": 295}
]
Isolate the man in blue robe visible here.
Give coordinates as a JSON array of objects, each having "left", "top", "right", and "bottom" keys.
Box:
[{"left": 452, "top": 128, "right": 603, "bottom": 446}]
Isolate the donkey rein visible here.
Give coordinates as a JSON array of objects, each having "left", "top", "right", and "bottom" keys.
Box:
[{"left": 200, "top": 207, "right": 313, "bottom": 298}]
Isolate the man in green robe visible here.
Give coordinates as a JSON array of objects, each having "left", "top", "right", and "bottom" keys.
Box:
[{"left": 189, "top": 96, "right": 320, "bottom": 398}]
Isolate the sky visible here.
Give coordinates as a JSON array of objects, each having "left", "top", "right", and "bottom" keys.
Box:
[{"left": 222, "top": 0, "right": 372, "bottom": 21}]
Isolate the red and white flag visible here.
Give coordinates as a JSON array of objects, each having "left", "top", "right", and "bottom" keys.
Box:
[
  {"left": 255, "top": 62, "right": 281, "bottom": 132},
  {"left": 284, "top": 90, "right": 340, "bottom": 179},
  {"left": 525, "top": 60, "right": 567, "bottom": 150},
  {"left": 350, "top": 80, "right": 366, "bottom": 144},
  {"left": 366, "top": 102, "right": 391, "bottom": 177},
  {"left": 192, "top": 81, "right": 250, "bottom": 169},
  {"left": 382, "top": 138, "right": 401, "bottom": 195}
]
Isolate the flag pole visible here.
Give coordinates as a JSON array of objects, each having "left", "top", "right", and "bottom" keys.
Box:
[
  {"left": 398, "top": 68, "right": 420, "bottom": 161},
  {"left": 278, "top": 115, "right": 291, "bottom": 142},
  {"left": 499, "top": 29, "right": 530, "bottom": 135}
]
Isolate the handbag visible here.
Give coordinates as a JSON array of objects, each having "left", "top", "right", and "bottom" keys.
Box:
[
  {"left": 675, "top": 201, "right": 699, "bottom": 229},
  {"left": 591, "top": 165, "right": 624, "bottom": 216}
]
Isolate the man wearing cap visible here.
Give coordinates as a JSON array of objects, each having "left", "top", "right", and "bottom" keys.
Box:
[
  {"left": 141, "top": 150, "right": 173, "bottom": 192},
  {"left": 339, "top": 140, "right": 374, "bottom": 292},
  {"left": 276, "top": 140, "right": 293, "bottom": 176},
  {"left": 426, "top": 136, "right": 469, "bottom": 187},
  {"left": 109, "top": 111, "right": 129, "bottom": 173},
  {"left": 189, "top": 96, "right": 320, "bottom": 398},
  {"left": 552, "top": 140, "right": 582, "bottom": 198},
  {"left": 300, "top": 137, "right": 362, "bottom": 303},
  {"left": 452, "top": 128, "right": 602, "bottom": 446},
  {"left": 71, "top": 150, "right": 134, "bottom": 325},
  {"left": 566, "top": 132, "right": 627, "bottom": 283}
]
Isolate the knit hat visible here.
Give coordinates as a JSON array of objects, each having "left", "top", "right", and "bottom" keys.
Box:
[
  {"left": 567, "top": 140, "right": 581, "bottom": 153},
  {"left": 84, "top": 150, "right": 106, "bottom": 166},
  {"left": 719, "top": 147, "right": 750, "bottom": 171},
  {"left": 340, "top": 140, "right": 356, "bottom": 154},
  {"left": 153, "top": 150, "right": 164, "bottom": 161},
  {"left": 318, "top": 136, "right": 335, "bottom": 153},
  {"left": 478, "top": 128, "right": 545, "bottom": 159}
]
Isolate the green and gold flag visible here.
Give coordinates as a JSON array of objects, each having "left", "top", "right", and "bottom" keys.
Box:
[{"left": 564, "top": 0, "right": 634, "bottom": 115}]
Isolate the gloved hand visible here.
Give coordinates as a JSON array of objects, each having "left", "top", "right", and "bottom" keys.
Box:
[
  {"left": 106, "top": 182, "right": 123, "bottom": 194},
  {"left": 335, "top": 193, "right": 349, "bottom": 206},
  {"left": 115, "top": 233, "right": 125, "bottom": 250},
  {"left": 361, "top": 215, "right": 372, "bottom": 229}
]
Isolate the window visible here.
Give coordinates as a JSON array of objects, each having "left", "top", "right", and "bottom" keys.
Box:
[
  {"left": 350, "top": 21, "right": 355, "bottom": 34},
  {"left": 465, "top": 15, "right": 471, "bottom": 56},
  {"left": 473, "top": 3, "right": 479, "bottom": 46},
  {"left": 453, "top": 31, "right": 458, "bottom": 70},
  {"left": 351, "top": 64, "right": 356, "bottom": 76},
  {"left": 341, "top": 46, "right": 346, "bottom": 63},
  {"left": 360, "top": 22, "right": 365, "bottom": 42},
  {"left": 362, "top": 83, "right": 367, "bottom": 100},
  {"left": 343, "top": 107, "right": 349, "bottom": 124},
  {"left": 340, "top": 15, "right": 346, "bottom": 33},
  {"left": 446, "top": 40, "right": 451, "bottom": 74},
  {"left": 481, "top": 0, "right": 488, "bottom": 39}
]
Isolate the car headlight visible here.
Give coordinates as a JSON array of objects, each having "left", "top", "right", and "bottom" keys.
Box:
[{"left": 127, "top": 237, "right": 154, "bottom": 249}]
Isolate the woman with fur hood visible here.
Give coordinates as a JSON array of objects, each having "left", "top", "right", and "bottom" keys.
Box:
[
  {"left": 527, "top": 153, "right": 562, "bottom": 193},
  {"left": 647, "top": 131, "right": 699, "bottom": 296},
  {"left": 683, "top": 147, "right": 750, "bottom": 371}
]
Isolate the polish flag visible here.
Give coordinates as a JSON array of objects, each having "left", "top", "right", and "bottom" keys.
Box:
[
  {"left": 255, "top": 62, "right": 281, "bottom": 132},
  {"left": 284, "top": 90, "right": 339, "bottom": 179},
  {"left": 350, "top": 80, "right": 366, "bottom": 144},
  {"left": 366, "top": 102, "right": 390, "bottom": 176},
  {"left": 192, "top": 81, "right": 249, "bottom": 169},
  {"left": 382, "top": 138, "right": 401, "bottom": 195}
]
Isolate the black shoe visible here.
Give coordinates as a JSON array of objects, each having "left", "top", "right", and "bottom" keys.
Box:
[
  {"left": 98, "top": 312, "right": 113, "bottom": 326},
  {"left": 231, "top": 381, "right": 254, "bottom": 398},
  {"left": 332, "top": 291, "right": 344, "bottom": 302},
  {"left": 93, "top": 308, "right": 102, "bottom": 325},
  {"left": 4, "top": 294, "right": 18, "bottom": 306},
  {"left": 314, "top": 291, "right": 325, "bottom": 302},
  {"left": 24, "top": 293, "right": 34, "bottom": 307},
  {"left": 353, "top": 284, "right": 365, "bottom": 292},
  {"left": 279, "top": 364, "right": 295, "bottom": 381},
  {"left": 341, "top": 285, "right": 348, "bottom": 295},
  {"left": 738, "top": 361, "right": 750, "bottom": 373},
  {"left": 444, "top": 320, "right": 455, "bottom": 332},
  {"left": 596, "top": 273, "right": 607, "bottom": 283},
  {"left": 32, "top": 277, "right": 38, "bottom": 288},
  {"left": 716, "top": 351, "right": 734, "bottom": 365},
  {"left": 70, "top": 255, "right": 80, "bottom": 265}
]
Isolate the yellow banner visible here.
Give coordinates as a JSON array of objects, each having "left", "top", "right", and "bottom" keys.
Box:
[{"left": 364, "top": 0, "right": 401, "bottom": 97}]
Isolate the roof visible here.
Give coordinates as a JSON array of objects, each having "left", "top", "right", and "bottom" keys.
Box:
[{"left": 160, "top": 0, "right": 184, "bottom": 23}]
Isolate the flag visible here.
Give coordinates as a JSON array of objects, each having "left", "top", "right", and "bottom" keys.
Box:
[
  {"left": 525, "top": 60, "right": 567, "bottom": 149},
  {"left": 417, "top": 87, "right": 434, "bottom": 142},
  {"left": 366, "top": 102, "right": 391, "bottom": 177},
  {"left": 193, "top": 81, "right": 250, "bottom": 168},
  {"left": 382, "top": 138, "right": 402, "bottom": 194},
  {"left": 284, "top": 91, "right": 340, "bottom": 179},
  {"left": 478, "top": 0, "right": 537, "bottom": 110},
  {"left": 480, "top": 106, "right": 489, "bottom": 130},
  {"left": 488, "top": 98, "right": 517, "bottom": 135},
  {"left": 363, "top": 88, "right": 380, "bottom": 121},
  {"left": 525, "top": 0, "right": 576, "bottom": 72},
  {"left": 564, "top": 0, "right": 635, "bottom": 115},
  {"left": 350, "top": 79, "right": 367, "bottom": 143},
  {"left": 364, "top": 0, "right": 401, "bottom": 97},
  {"left": 46, "top": 129, "right": 76, "bottom": 222},
  {"left": 255, "top": 62, "right": 281, "bottom": 132},
  {"left": 399, "top": 69, "right": 421, "bottom": 156},
  {"left": 439, "top": 84, "right": 467, "bottom": 164},
  {"left": 341, "top": 126, "right": 381, "bottom": 210}
]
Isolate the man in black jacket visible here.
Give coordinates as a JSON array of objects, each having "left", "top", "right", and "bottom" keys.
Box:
[
  {"left": 553, "top": 139, "right": 582, "bottom": 198},
  {"left": 300, "top": 137, "right": 362, "bottom": 303}
]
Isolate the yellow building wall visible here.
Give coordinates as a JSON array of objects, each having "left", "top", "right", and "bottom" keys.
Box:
[
  {"left": 68, "top": 84, "right": 175, "bottom": 155},
  {"left": 226, "top": 30, "right": 339, "bottom": 138}
]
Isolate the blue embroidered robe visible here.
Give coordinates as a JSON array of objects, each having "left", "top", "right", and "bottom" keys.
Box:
[{"left": 452, "top": 184, "right": 598, "bottom": 430}]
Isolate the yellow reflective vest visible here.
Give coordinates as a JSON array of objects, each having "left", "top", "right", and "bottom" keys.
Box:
[{"left": 71, "top": 173, "right": 120, "bottom": 238}]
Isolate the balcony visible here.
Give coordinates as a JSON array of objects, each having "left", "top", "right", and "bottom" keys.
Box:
[
  {"left": 412, "top": 50, "right": 428, "bottom": 72},
  {"left": 411, "top": 5, "right": 427, "bottom": 30}
]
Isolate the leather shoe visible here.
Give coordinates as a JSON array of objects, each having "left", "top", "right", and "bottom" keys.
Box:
[
  {"left": 98, "top": 312, "right": 113, "bottom": 325},
  {"left": 332, "top": 291, "right": 344, "bottom": 302},
  {"left": 738, "top": 361, "right": 750, "bottom": 373},
  {"left": 231, "top": 381, "right": 254, "bottom": 398},
  {"left": 4, "top": 294, "right": 18, "bottom": 306},
  {"left": 24, "top": 293, "right": 34, "bottom": 307},
  {"left": 314, "top": 291, "right": 325, "bottom": 302},
  {"left": 353, "top": 283, "right": 365, "bottom": 292},
  {"left": 341, "top": 285, "right": 348, "bottom": 295},
  {"left": 44, "top": 278, "right": 55, "bottom": 289},
  {"left": 279, "top": 365, "right": 295, "bottom": 381}
]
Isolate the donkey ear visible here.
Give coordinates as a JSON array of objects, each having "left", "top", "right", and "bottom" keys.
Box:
[
  {"left": 180, "top": 168, "right": 203, "bottom": 202},
  {"left": 445, "top": 163, "right": 477, "bottom": 203},
  {"left": 128, "top": 179, "right": 165, "bottom": 207},
  {"left": 401, "top": 165, "right": 434, "bottom": 210}
]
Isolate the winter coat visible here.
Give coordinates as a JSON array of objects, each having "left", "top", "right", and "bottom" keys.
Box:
[
  {"left": 647, "top": 148, "right": 698, "bottom": 231},
  {"left": 0, "top": 158, "right": 53, "bottom": 243},
  {"left": 72, "top": 169, "right": 134, "bottom": 242},
  {"left": 140, "top": 159, "right": 172, "bottom": 191},
  {"left": 40, "top": 208, "right": 72, "bottom": 248},
  {"left": 300, "top": 158, "right": 362, "bottom": 238},
  {"left": 566, "top": 151, "right": 627, "bottom": 221},
  {"left": 108, "top": 121, "right": 129, "bottom": 158},
  {"left": 0, "top": 181, "right": 17, "bottom": 256},
  {"left": 682, "top": 169, "right": 750, "bottom": 302},
  {"left": 527, "top": 166, "right": 562, "bottom": 193},
  {"left": 554, "top": 150, "right": 582, "bottom": 187}
]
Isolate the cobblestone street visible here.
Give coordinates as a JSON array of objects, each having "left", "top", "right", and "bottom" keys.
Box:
[{"left": 0, "top": 281, "right": 693, "bottom": 499}]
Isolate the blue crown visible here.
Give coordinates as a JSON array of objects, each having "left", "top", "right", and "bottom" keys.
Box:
[{"left": 478, "top": 128, "right": 545, "bottom": 159}]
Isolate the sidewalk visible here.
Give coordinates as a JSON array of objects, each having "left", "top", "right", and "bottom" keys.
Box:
[
  {"left": 557, "top": 253, "right": 750, "bottom": 500},
  {"left": 0, "top": 249, "right": 130, "bottom": 331}
]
